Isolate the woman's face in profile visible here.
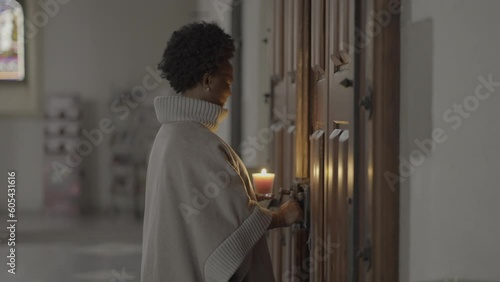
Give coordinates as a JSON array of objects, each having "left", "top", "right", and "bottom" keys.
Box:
[{"left": 207, "top": 60, "right": 233, "bottom": 107}]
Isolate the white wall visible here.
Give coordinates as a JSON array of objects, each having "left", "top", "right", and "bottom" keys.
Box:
[
  {"left": 400, "top": 0, "right": 500, "bottom": 281},
  {"left": 241, "top": 0, "right": 272, "bottom": 169},
  {"left": 0, "top": 0, "right": 197, "bottom": 213}
]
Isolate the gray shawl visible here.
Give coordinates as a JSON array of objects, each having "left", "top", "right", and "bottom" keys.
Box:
[{"left": 140, "top": 95, "right": 276, "bottom": 282}]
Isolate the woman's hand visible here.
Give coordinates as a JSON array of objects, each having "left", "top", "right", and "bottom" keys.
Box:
[
  {"left": 279, "top": 200, "right": 304, "bottom": 226},
  {"left": 268, "top": 200, "right": 304, "bottom": 229}
]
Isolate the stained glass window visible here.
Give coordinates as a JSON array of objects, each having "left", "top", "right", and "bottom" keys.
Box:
[{"left": 0, "top": 0, "right": 24, "bottom": 81}]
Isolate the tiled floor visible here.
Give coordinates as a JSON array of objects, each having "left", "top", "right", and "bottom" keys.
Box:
[{"left": 0, "top": 213, "right": 143, "bottom": 282}]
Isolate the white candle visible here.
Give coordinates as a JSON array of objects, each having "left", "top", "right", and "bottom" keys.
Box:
[{"left": 252, "top": 169, "right": 275, "bottom": 195}]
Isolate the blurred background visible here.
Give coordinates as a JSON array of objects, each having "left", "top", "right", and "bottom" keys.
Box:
[
  {"left": 0, "top": 0, "right": 273, "bottom": 281},
  {"left": 0, "top": 0, "right": 499, "bottom": 282}
]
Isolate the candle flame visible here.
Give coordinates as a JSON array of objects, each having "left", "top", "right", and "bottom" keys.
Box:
[{"left": 261, "top": 168, "right": 267, "bottom": 174}]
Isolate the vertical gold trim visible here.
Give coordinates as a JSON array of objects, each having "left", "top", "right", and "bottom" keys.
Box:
[{"left": 295, "top": 0, "right": 310, "bottom": 179}]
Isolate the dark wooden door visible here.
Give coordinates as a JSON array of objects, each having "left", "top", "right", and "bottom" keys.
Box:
[
  {"left": 357, "top": 0, "right": 400, "bottom": 281},
  {"left": 267, "top": 0, "right": 399, "bottom": 281}
]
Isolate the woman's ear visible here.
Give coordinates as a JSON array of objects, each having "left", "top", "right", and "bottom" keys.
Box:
[{"left": 202, "top": 73, "right": 211, "bottom": 89}]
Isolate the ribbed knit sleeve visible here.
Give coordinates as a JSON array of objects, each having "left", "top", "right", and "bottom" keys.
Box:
[{"left": 204, "top": 204, "right": 272, "bottom": 282}]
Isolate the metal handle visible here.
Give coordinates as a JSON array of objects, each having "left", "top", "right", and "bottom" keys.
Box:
[
  {"left": 359, "top": 87, "right": 373, "bottom": 119},
  {"left": 299, "top": 184, "right": 310, "bottom": 231}
]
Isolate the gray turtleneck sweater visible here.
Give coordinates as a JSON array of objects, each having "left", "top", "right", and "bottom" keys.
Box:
[{"left": 140, "top": 95, "right": 276, "bottom": 282}]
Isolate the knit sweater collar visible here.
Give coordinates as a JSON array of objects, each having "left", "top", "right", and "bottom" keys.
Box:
[{"left": 154, "top": 95, "right": 229, "bottom": 133}]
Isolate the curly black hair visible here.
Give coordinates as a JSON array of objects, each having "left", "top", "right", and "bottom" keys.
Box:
[{"left": 157, "top": 22, "right": 236, "bottom": 93}]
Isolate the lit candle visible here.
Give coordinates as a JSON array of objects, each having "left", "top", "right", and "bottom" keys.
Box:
[{"left": 252, "top": 169, "right": 275, "bottom": 196}]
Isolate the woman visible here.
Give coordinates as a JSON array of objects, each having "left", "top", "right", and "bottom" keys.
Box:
[{"left": 140, "top": 22, "right": 303, "bottom": 282}]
